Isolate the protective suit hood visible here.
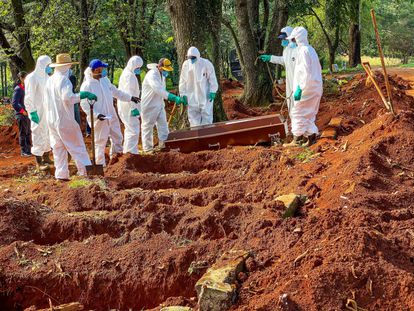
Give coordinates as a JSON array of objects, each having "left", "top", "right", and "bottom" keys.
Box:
[
  {"left": 287, "top": 27, "right": 309, "bottom": 46},
  {"left": 126, "top": 56, "right": 143, "bottom": 71},
  {"left": 34, "top": 55, "right": 52, "bottom": 78},
  {"left": 187, "top": 47, "right": 201, "bottom": 59},
  {"left": 280, "top": 26, "right": 293, "bottom": 37}
]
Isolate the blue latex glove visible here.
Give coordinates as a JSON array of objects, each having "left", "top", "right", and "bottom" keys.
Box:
[
  {"left": 209, "top": 92, "right": 216, "bottom": 102},
  {"left": 182, "top": 95, "right": 188, "bottom": 106},
  {"left": 168, "top": 93, "right": 181, "bottom": 105},
  {"left": 131, "top": 108, "right": 140, "bottom": 117},
  {"left": 294, "top": 86, "right": 302, "bottom": 101},
  {"left": 30, "top": 111, "right": 40, "bottom": 124},
  {"left": 80, "top": 91, "right": 97, "bottom": 101},
  {"left": 259, "top": 55, "right": 272, "bottom": 63}
]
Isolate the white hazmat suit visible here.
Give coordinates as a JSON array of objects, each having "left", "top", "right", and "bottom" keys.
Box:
[
  {"left": 179, "top": 47, "right": 218, "bottom": 127},
  {"left": 269, "top": 26, "right": 298, "bottom": 114},
  {"left": 118, "top": 56, "right": 143, "bottom": 154},
  {"left": 25, "top": 55, "right": 52, "bottom": 157},
  {"left": 140, "top": 66, "right": 170, "bottom": 152},
  {"left": 45, "top": 65, "right": 91, "bottom": 179},
  {"left": 80, "top": 68, "right": 132, "bottom": 165},
  {"left": 287, "top": 27, "right": 323, "bottom": 137}
]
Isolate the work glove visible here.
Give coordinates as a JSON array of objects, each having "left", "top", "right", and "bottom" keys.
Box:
[
  {"left": 259, "top": 55, "right": 272, "bottom": 63},
  {"left": 30, "top": 111, "right": 40, "bottom": 124},
  {"left": 209, "top": 92, "right": 216, "bottom": 102},
  {"left": 80, "top": 91, "right": 98, "bottom": 101},
  {"left": 294, "top": 86, "right": 302, "bottom": 101},
  {"left": 131, "top": 108, "right": 140, "bottom": 117},
  {"left": 97, "top": 114, "right": 106, "bottom": 121},
  {"left": 168, "top": 93, "right": 182, "bottom": 106},
  {"left": 131, "top": 96, "right": 140, "bottom": 103},
  {"left": 182, "top": 95, "right": 188, "bottom": 106}
]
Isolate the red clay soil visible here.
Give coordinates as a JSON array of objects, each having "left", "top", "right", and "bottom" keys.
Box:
[{"left": 0, "top": 72, "right": 414, "bottom": 310}]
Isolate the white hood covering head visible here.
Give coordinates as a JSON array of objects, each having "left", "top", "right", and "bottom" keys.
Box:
[
  {"left": 187, "top": 47, "right": 201, "bottom": 59},
  {"left": 54, "top": 64, "right": 72, "bottom": 76},
  {"left": 287, "top": 26, "right": 309, "bottom": 46},
  {"left": 34, "top": 55, "right": 52, "bottom": 77},
  {"left": 281, "top": 26, "right": 294, "bottom": 37},
  {"left": 84, "top": 67, "right": 96, "bottom": 82},
  {"left": 126, "top": 56, "right": 144, "bottom": 71}
]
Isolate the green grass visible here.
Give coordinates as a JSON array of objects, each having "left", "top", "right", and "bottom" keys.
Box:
[
  {"left": 68, "top": 178, "right": 93, "bottom": 189},
  {"left": 399, "top": 63, "right": 414, "bottom": 68}
]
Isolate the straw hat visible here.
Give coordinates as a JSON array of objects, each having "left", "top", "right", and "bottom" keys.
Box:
[
  {"left": 49, "top": 53, "right": 79, "bottom": 68},
  {"left": 158, "top": 58, "right": 173, "bottom": 71}
]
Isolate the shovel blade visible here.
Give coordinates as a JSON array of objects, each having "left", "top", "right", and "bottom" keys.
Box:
[{"left": 86, "top": 164, "right": 104, "bottom": 177}]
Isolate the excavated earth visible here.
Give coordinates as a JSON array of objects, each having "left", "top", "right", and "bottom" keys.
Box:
[{"left": 0, "top": 71, "right": 414, "bottom": 310}]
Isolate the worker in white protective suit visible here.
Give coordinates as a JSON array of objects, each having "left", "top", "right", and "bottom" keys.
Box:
[
  {"left": 179, "top": 47, "right": 219, "bottom": 127},
  {"left": 141, "top": 58, "right": 186, "bottom": 152},
  {"left": 25, "top": 55, "right": 53, "bottom": 171},
  {"left": 45, "top": 53, "right": 97, "bottom": 180},
  {"left": 80, "top": 59, "right": 140, "bottom": 165},
  {"left": 259, "top": 26, "right": 298, "bottom": 115},
  {"left": 285, "top": 27, "right": 323, "bottom": 147},
  {"left": 118, "top": 56, "right": 144, "bottom": 154}
]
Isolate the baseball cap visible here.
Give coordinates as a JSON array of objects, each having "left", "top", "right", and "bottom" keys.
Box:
[{"left": 89, "top": 59, "right": 108, "bottom": 70}]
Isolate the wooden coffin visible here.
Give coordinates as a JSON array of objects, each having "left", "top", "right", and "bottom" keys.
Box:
[{"left": 165, "top": 114, "right": 287, "bottom": 153}]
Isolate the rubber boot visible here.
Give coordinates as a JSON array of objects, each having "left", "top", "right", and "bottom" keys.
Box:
[
  {"left": 302, "top": 134, "right": 317, "bottom": 147},
  {"left": 35, "top": 156, "right": 49, "bottom": 171},
  {"left": 283, "top": 135, "right": 304, "bottom": 148},
  {"left": 42, "top": 151, "right": 54, "bottom": 165}
]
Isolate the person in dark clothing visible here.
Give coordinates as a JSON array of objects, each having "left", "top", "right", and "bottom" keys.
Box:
[
  {"left": 13, "top": 72, "right": 31, "bottom": 156},
  {"left": 12, "top": 71, "right": 32, "bottom": 156}
]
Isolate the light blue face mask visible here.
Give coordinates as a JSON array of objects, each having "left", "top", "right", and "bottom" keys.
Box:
[
  {"left": 101, "top": 68, "right": 108, "bottom": 78},
  {"left": 191, "top": 58, "right": 197, "bottom": 64},
  {"left": 134, "top": 68, "right": 141, "bottom": 75},
  {"left": 281, "top": 40, "right": 289, "bottom": 47},
  {"left": 45, "top": 66, "right": 53, "bottom": 74},
  {"left": 290, "top": 42, "right": 298, "bottom": 49},
  {"left": 162, "top": 71, "right": 169, "bottom": 78}
]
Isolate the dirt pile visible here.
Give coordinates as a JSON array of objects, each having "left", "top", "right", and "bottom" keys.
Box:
[{"left": 0, "top": 73, "right": 413, "bottom": 310}]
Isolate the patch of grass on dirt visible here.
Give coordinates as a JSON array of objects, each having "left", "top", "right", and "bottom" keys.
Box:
[
  {"left": 0, "top": 106, "right": 15, "bottom": 126},
  {"left": 294, "top": 148, "right": 316, "bottom": 163},
  {"left": 68, "top": 178, "right": 93, "bottom": 189}
]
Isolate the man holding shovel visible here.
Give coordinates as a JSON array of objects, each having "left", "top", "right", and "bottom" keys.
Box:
[
  {"left": 80, "top": 59, "right": 140, "bottom": 166},
  {"left": 45, "top": 53, "right": 97, "bottom": 180}
]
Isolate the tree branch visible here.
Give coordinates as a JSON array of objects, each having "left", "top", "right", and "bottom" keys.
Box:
[{"left": 221, "top": 17, "right": 245, "bottom": 68}]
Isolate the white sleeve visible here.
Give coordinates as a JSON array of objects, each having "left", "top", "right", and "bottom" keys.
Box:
[
  {"left": 61, "top": 79, "right": 80, "bottom": 105},
  {"left": 110, "top": 83, "right": 132, "bottom": 102},
  {"left": 179, "top": 61, "right": 189, "bottom": 96},
  {"left": 207, "top": 61, "right": 219, "bottom": 93},
  {"left": 148, "top": 72, "right": 169, "bottom": 99},
  {"left": 270, "top": 55, "right": 285, "bottom": 66},
  {"left": 24, "top": 77, "right": 36, "bottom": 113}
]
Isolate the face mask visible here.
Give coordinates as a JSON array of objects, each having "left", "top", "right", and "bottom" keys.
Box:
[
  {"left": 162, "top": 71, "right": 169, "bottom": 78},
  {"left": 45, "top": 66, "right": 53, "bottom": 74},
  {"left": 134, "top": 68, "right": 141, "bottom": 75},
  {"left": 290, "top": 42, "right": 298, "bottom": 49},
  {"left": 281, "top": 40, "right": 289, "bottom": 47},
  {"left": 68, "top": 69, "right": 73, "bottom": 76},
  {"left": 101, "top": 68, "right": 108, "bottom": 78},
  {"left": 191, "top": 58, "right": 197, "bottom": 64}
]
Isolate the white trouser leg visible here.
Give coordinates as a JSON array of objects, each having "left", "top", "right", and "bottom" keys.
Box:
[
  {"left": 31, "top": 120, "right": 51, "bottom": 157},
  {"left": 123, "top": 116, "right": 140, "bottom": 154},
  {"left": 93, "top": 120, "right": 110, "bottom": 166},
  {"left": 109, "top": 117, "right": 124, "bottom": 156},
  {"left": 156, "top": 108, "right": 170, "bottom": 144},
  {"left": 200, "top": 100, "right": 214, "bottom": 125},
  {"left": 188, "top": 105, "right": 202, "bottom": 127}
]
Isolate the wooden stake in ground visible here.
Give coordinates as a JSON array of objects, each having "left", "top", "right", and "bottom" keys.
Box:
[
  {"left": 362, "top": 62, "right": 391, "bottom": 112},
  {"left": 370, "top": 9, "right": 395, "bottom": 115}
]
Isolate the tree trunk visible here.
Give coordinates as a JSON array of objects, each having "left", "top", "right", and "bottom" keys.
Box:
[
  {"left": 167, "top": 0, "right": 227, "bottom": 121},
  {"left": 78, "top": 0, "right": 90, "bottom": 81},
  {"left": 235, "top": 0, "right": 273, "bottom": 106},
  {"left": 348, "top": 0, "right": 361, "bottom": 67},
  {"left": 348, "top": 23, "right": 361, "bottom": 67}
]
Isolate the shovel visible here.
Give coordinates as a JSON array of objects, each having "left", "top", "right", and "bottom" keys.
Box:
[{"left": 85, "top": 99, "right": 104, "bottom": 176}]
